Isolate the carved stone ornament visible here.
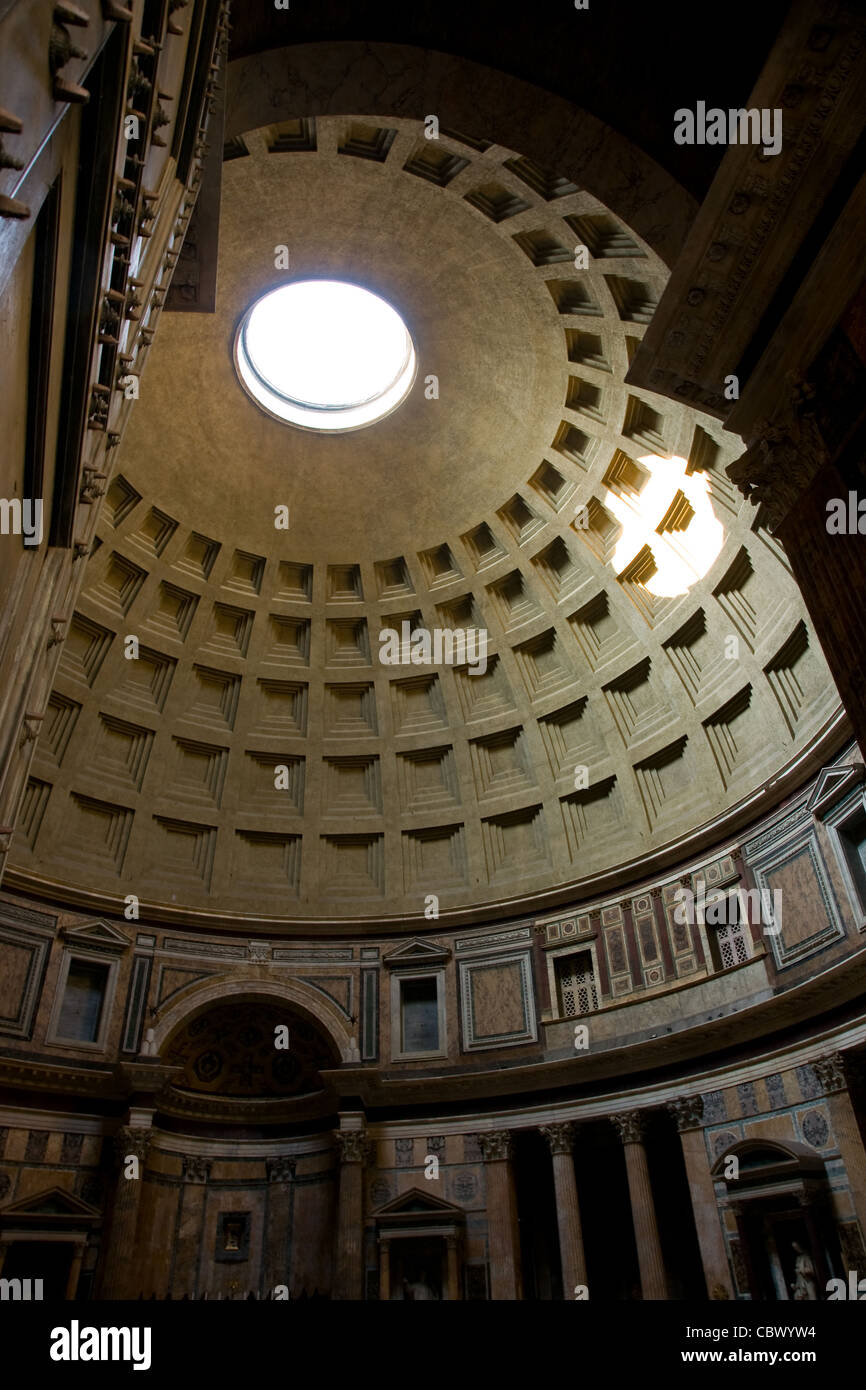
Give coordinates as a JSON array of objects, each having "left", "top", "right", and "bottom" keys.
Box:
[
  {"left": 726, "top": 375, "right": 828, "bottom": 531},
  {"left": 538, "top": 1121, "right": 577, "bottom": 1155},
  {"left": 182, "top": 1155, "right": 211, "bottom": 1184},
  {"left": 667, "top": 1095, "right": 704, "bottom": 1132},
  {"left": 610, "top": 1109, "right": 649, "bottom": 1145},
  {"left": 266, "top": 1156, "right": 296, "bottom": 1184},
  {"left": 113, "top": 1125, "right": 151, "bottom": 1167},
  {"left": 476, "top": 1129, "right": 515, "bottom": 1162}
]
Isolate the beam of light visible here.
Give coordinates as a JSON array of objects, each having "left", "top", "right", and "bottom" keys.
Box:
[{"left": 605, "top": 454, "right": 725, "bottom": 596}]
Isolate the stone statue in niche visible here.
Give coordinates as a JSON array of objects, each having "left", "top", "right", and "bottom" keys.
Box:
[
  {"left": 223, "top": 1220, "right": 243, "bottom": 1253},
  {"left": 402, "top": 1268, "right": 439, "bottom": 1300},
  {"left": 790, "top": 1242, "right": 818, "bottom": 1300}
]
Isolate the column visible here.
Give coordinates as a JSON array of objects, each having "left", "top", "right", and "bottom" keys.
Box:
[
  {"left": 333, "top": 1129, "right": 372, "bottom": 1300},
  {"left": 478, "top": 1130, "right": 523, "bottom": 1300},
  {"left": 174, "top": 1156, "right": 211, "bottom": 1298},
  {"left": 98, "top": 1125, "right": 152, "bottom": 1299},
  {"left": 667, "top": 1096, "right": 734, "bottom": 1299},
  {"left": 264, "top": 1156, "right": 296, "bottom": 1296},
  {"left": 539, "top": 1121, "right": 587, "bottom": 1296},
  {"left": 65, "top": 1240, "right": 86, "bottom": 1300},
  {"left": 379, "top": 1237, "right": 391, "bottom": 1301},
  {"left": 814, "top": 1053, "right": 866, "bottom": 1252},
  {"left": 445, "top": 1233, "right": 461, "bottom": 1300},
  {"left": 611, "top": 1110, "right": 668, "bottom": 1299}
]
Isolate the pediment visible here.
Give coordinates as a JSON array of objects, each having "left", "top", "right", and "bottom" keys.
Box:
[
  {"left": 0, "top": 1186, "right": 100, "bottom": 1219},
  {"left": 61, "top": 919, "right": 131, "bottom": 952},
  {"left": 372, "top": 1186, "right": 465, "bottom": 1218},
  {"left": 807, "top": 763, "right": 865, "bottom": 820},
  {"left": 382, "top": 938, "right": 450, "bottom": 968}
]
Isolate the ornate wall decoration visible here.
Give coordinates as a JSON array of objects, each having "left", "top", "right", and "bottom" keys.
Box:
[{"left": 800, "top": 1109, "right": 831, "bottom": 1149}]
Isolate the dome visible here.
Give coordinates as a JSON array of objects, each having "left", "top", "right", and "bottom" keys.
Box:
[{"left": 10, "top": 118, "right": 838, "bottom": 927}]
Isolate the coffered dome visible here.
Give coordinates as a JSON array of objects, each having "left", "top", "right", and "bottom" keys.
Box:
[{"left": 11, "top": 117, "right": 839, "bottom": 926}]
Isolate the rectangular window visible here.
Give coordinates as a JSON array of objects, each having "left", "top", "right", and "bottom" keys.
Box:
[
  {"left": 839, "top": 808, "right": 866, "bottom": 911},
  {"left": 555, "top": 951, "right": 598, "bottom": 1018},
  {"left": 56, "top": 960, "right": 109, "bottom": 1042},
  {"left": 400, "top": 977, "right": 439, "bottom": 1053}
]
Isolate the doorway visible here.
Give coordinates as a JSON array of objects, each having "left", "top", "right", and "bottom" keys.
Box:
[{"left": 1, "top": 1241, "right": 74, "bottom": 1299}]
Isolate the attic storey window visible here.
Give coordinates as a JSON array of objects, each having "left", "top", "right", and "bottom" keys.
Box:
[
  {"left": 400, "top": 977, "right": 440, "bottom": 1053},
  {"left": 56, "top": 960, "right": 110, "bottom": 1043}
]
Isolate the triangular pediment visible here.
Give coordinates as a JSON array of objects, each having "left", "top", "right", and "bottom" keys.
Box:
[
  {"left": 382, "top": 938, "right": 450, "bottom": 968},
  {"left": 806, "top": 763, "right": 865, "bottom": 819},
  {"left": 0, "top": 1186, "right": 99, "bottom": 1219},
  {"left": 372, "top": 1186, "right": 464, "bottom": 1218},
  {"left": 62, "top": 919, "right": 131, "bottom": 952}
]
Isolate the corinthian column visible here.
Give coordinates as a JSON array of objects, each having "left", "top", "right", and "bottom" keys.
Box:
[
  {"left": 611, "top": 1110, "right": 668, "bottom": 1300},
  {"left": 478, "top": 1130, "right": 523, "bottom": 1300},
  {"left": 98, "top": 1125, "right": 152, "bottom": 1299},
  {"left": 813, "top": 1053, "right": 866, "bottom": 1254},
  {"left": 333, "top": 1128, "right": 373, "bottom": 1300},
  {"left": 539, "top": 1121, "right": 587, "bottom": 1296},
  {"left": 667, "top": 1096, "right": 733, "bottom": 1299}
]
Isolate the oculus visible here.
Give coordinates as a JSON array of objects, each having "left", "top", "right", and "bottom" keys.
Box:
[{"left": 234, "top": 279, "right": 417, "bottom": 431}]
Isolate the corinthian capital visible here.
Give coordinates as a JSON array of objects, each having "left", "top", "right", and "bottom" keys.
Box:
[
  {"left": 113, "top": 1125, "right": 151, "bottom": 1167},
  {"left": 812, "top": 1053, "right": 847, "bottom": 1095},
  {"left": 266, "top": 1156, "right": 297, "bottom": 1184},
  {"left": 334, "top": 1130, "right": 374, "bottom": 1166},
  {"left": 476, "top": 1130, "right": 515, "bottom": 1163},
  {"left": 610, "top": 1110, "right": 649, "bottom": 1145},
  {"left": 182, "top": 1155, "right": 211, "bottom": 1184},
  {"left": 538, "top": 1121, "right": 577, "bottom": 1155},
  {"left": 666, "top": 1095, "right": 704, "bottom": 1132},
  {"left": 726, "top": 375, "right": 828, "bottom": 531}
]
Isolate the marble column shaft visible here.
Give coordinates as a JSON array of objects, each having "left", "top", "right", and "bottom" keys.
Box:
[
  {"left": 333, "top": 1130, "right": 370, "bottom": 1301},
  {"left": 667, "top": 1097, "right": 734, "bottom": 1299},
  {"left": 265, "top": 1157, "right": 296, "bottom": 1294},
  {"left": 539, "top": 1122, "right": 587, "bottom": 1294},
  {"left": 98, "top": 1126, "right": 152, "bottom": 1299},
  {"left": 478, "top": 1130, "right": 523, "bottom": 1300},
  {"left": 612, "top": 1111, "right": 668, "bottom": 1300},
  {"left": 815, "top": 1055, "right": 866, "bottom": 1253}
]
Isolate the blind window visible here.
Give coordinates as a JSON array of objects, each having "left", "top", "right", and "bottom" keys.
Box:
[{"left": 57, "top": 960, "right": 109, "bottom": 1042}]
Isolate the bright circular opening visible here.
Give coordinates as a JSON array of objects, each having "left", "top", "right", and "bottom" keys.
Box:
[{"left": 234, "top": 279, "right": 416, "bottom": 431}]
